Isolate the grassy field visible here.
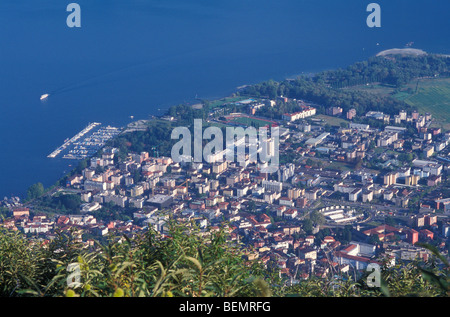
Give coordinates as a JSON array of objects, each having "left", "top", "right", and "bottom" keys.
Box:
[
  {"left": 207, "top": 96, "right": 248, "bottom": 109},
  {"left": 226, "top": 115, "right": 277, "bottom": 128},
  {"left": 315, "top": 114, "right": 350, "bottom": 127},
  {"left": 346, "top": 78, "right": 450, "bottom": 131},
  {"left": 399, "top": 78, "right": 450, "bottom": 129}
]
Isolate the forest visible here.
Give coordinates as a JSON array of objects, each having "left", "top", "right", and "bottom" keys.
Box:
[{"left": 240, "top": 54, "right": 450, "bottom": 116}]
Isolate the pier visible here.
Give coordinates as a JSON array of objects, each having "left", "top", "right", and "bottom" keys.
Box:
[
  {"left": 47, "top": 122, "right": 101, "bottom": 158},
  {"left": 62, "top": 125, "right": 122, "bottom": 160}
]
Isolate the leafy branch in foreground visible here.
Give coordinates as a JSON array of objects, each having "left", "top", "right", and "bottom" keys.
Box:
[{"left": 0, "top": 223, "right": 449, "bottom": 297}]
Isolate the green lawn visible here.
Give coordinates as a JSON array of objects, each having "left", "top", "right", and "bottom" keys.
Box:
[
  {"left": 315, "top": 114, "right": 349, "bottom": 127},
  {"left": 208, "top": 96, "right": 248, "bottom": 109},
  {"left": 347, "top": 78, "right": 450, "bottom": 131},
  {"left": 228, "top": 116, "right": 276, "bottom": 128},
  {"left": 400, "top": 78, "right": 450, "bottom": 128}
]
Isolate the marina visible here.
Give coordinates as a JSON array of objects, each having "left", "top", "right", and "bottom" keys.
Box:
[
  {"left": 47, "top": 122, "right": 102, "bottom": 158},
  {"left": 62, "top": 125, "right": 122, "bottom": 160}
]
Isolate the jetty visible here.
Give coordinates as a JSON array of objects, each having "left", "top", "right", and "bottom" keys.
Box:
[{"left": 47, "top": 122, "right": 101, "bottom": 158}]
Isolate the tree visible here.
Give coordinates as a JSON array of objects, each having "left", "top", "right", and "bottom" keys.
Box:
[
  {"left": 59, "top": 194, "right": 82, "bottom": 212},
  {"left": 337, "top": 225, "right": 352, "bottom": 244},
  {"left": 305, "top": 158, "right": 314, "bottom": 167},
  {"left": 385, "top": 216, "right": 396, "bottom": 227},
  {"left": 27, "top": 182, "right": 45, "bottom": 200},
  {"left": 303, "top": 219, "right": 314, "bottom": 235},
  {"left": 369, "top": 234, "right": 381, "bottom": 245},
  {"left": 309, "top": 210, "right": 325, "bottom": 226}
]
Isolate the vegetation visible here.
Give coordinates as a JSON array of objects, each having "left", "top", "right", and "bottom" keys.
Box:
[
  {"left": 0, "top": 221, "right": 269, "bottom": 297},
  {"left": 26, "top": 183, "right": 45, "bottom": 201},
  {"left": 226, "top": 116, "right": 276, "bottom": 129},
  {"left": 240, "top": 54, "right": 450, "bottom": 117},
  {"left": 316, "top": 54, "right": 450, "bottom": 88},
  {"left": 109, "top": 121, "right": 176, "bottom": 159},
  {"left": 398, "top": 78, "right": 450, "bottom": 128},
  {"left": 0, "top": 220, "right": 448, "bottom": 297},
  {"left": 349, "top": 77, "right": 450, "bottom": 130}
]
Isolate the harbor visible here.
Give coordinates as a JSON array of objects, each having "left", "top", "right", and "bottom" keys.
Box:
[
  {"left": 47, "top": 122, "right": 121, "bottom": 160},
  {"left": 63, "top": 125, "right": 122, "bottom": 160}
]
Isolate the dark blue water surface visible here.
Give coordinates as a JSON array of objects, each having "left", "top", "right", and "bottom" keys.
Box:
[{"left": 0, "top": 0, "right": 449, "bottom": 197}]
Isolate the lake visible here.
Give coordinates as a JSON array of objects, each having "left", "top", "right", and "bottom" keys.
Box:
[{"left": 0, "top": 0, "right": 449, "bottom": 198}]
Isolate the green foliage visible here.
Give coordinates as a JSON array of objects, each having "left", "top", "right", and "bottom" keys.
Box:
[
  {"left": 31, "top": 194, "right": 82, "bottom": 215},
  {"left": 1, "top": 220, "right": 267, "bottom": 297},
  {"left": 1, "top": 221, "right": 448, "bottom": 297},
  {"left": 241, "top": 55, "right": 450, "bottom": 117},
  {"left": 26, "top": 182, "right": 45, "bottom": 201},
  {"left": 0, "top": 228, "right": 40, "bottom": 296},
  {"left": 109, "top": 122, "right": 175, "bottom": 159},
  {"left": 316, "top": 55, "right": 450, "bottom": 88}
]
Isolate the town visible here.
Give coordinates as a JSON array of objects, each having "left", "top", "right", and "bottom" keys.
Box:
[{"left": 1, "top": 95, "right": 449, "bottom": 285}]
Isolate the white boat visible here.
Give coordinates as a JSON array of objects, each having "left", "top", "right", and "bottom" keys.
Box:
[{"left": 40, "top": 94, "right": 50, "bottom": 100}]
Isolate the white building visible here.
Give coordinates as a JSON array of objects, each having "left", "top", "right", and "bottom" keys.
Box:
[
  {"left": 262, "top": 180, "right": 283, "bottom": 192},
  {"left": 282, "top": 107, "right": 316, "bottom": 122}
]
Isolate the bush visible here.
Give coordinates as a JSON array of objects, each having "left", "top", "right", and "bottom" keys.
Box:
[{"left": 0, "top": 222, "right": 448, "bottom": 297}]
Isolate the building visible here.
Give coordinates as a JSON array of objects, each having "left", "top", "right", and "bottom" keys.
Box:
[
  {"left": 427, "top": 175, "right": 441, "bottom": 187},
  {"left": 399, "top": 110, "right": 407, "bottom": 121},
  {"left": 104, "top": 195, "right": 128, "bottom": 208},
  {"left": 279, "top": 197, "right": 294, "bottom": 207},
  {"left": 385, "top": 126, "right": 407, "bottom": 134},
  {"left": 349, "top": 188, "right": 362, "bottom": 202},
  {"left": 383, "top": 172, "right": 398, "bottom": 186},
  {"left": 327, "top": 107, "right": 343, "bottom": 116},
  {"left": 282, "top": 106, "right": 316, "bottom": 122},
  {"left": 305, "top": 133, "right": 330, "bottom": 147},
  {"left": 349, "top": 123, "right": 370, "bottom": 131},
  {"left": 377, "top": 132, "right": 398, "bottom": 147},
  {"left": 333, "top": 246, "right": 380, "bottom": 271},
  {"left": 363, "top": 225, "right": 402, "bottom": 242},
  {"left": 288, "top": 188, "right": 304, "bottom": 200},
  {"left": 146, "top": 194, "right": 174, "bottom": 209},
  {"left": 423, "top": 146, "right": 434, "bottom": 158},
  {"left": 13, "top": 207, "right": 30, "bottom": 219},
  {"left": 362, "top": 190, "right": 373, "bottom": 203},
  {"left": 406, "top": 229, "right": 419, "bottom": 245},
  {"left": 262, "top": 180, "right": 283, "bottom": 192},
  {"left": 347, "top": 109, "right": 356, "bottom": 120},
  {"left": 419, "top": 229, "right": 434, "bottom": 241},
  {"left": 130, "top": 185, "right": 144, "bottom": 197},
  {"left": 84, "top": 180, "right": 107, "bottom": 191}
]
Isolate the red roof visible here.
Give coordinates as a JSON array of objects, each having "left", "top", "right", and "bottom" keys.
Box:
[
  {"left": 335, "top": 251, "right": 382, "bottom": 265},
  {"left": 342, "top": 244, "right": 358, "bottom": 253}
]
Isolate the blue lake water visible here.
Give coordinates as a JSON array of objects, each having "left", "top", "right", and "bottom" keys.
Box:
[{"left": 0, "top": 0, "right": 449, "bottom": 198}]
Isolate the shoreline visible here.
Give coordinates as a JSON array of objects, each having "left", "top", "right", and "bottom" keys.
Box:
[
  {"left": 376, "top": 48, "right": 428, "bottom": 57},
  {"left": 3, "top": 49, "right": 449, "bottom": 201}
]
